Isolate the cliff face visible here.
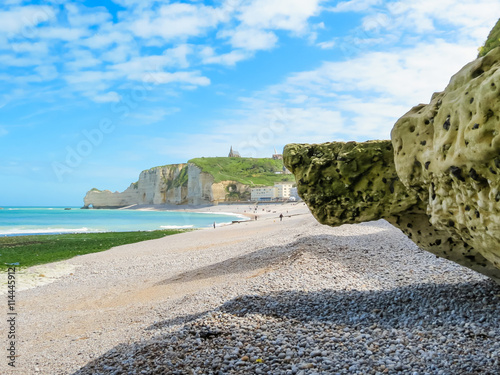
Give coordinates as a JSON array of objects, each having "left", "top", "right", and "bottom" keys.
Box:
[
  {"left": 83, "top": 163, "right": 251, "bottom": 208},
  {"left": 84, "top": 164, "right": 187, "bottom": 208},
  {"left": 283, "top": 23, "right": 500, "bottom": 283},
  {"left": 186, "top": 164, "right": 215, "bottom": 205}
]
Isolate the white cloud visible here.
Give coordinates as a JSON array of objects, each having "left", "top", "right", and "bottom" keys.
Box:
[
  {"left": 64, "top": 49, "right": 101, "bottom": 71},
  {"left": 0, "top": 0, "right": 333, "bottom": 107},
  {"left": 237, "top": 0, "right": 322, "bottom": 33},
  {"left": 0, "top": 5, "right": 56, "bottom": 35},
  {"left": 10, "top": 41, "right": 48, "bottom": 54},
  {"left": 80, "top": 30, "right": 132, "bottom": 50},
  {"left": 209, "top": 0, "right": 325, "bottom": 55},
  {"left": 361, "top": 13, "right": 391, "bottom": 32},
  {"left": 90, "top": 91, "right": 121, "bottom": 103},
  {"left": 230, "top": 106, "right": 346, "bottom": 145},
  {"left": 38, "top": 27, "right": 89, "bottom": 41},
  {"left": 185, "top": 35, "right": 487, "bottom": 154},
  {"left": 387, "top": 0, "right": 500, "bottom": 28},
  {"left": 65, "top": 70, "right": 119, "bottom": 85},
  {"left": 0, "top": 54, "right": 41, "bottom": 67},
  {"left": 326, "top": 0, "right": 382, "bottom": 12},
  {"left": 145, "top": 104, "right": 348, "bottom": 160},
  {"left": 333, "top": 96, "right": 409, "bottom": 139},
  {"left": 219, "top": 27, "right": 278, "bottom": 50},
  {"left": 63, "top": 48, "right": 208, "bottom": 99},
  {"left": 0, "top": 126, "right": 8, "bottom": 137},
  {"left": 325, "top": 0, "right": 499, "bottom": 59},
  {"left": 101, "top": 44, "right": 133, "bottom": 64},
  {"left": 130, "top": 3, "right": 226, "bottom": 40},
  {"left": 65, "top": 4, "right": 111, "bottom": 28},
  {"left": 283, "top": 40, "right": 478, "bottom": 106},
  {"left": 112, "top": 45, "right": 193, "bottom": 79},
  {"left": 108, "top": 0, "right": 156, "bottom": 8},
  {"left": 201, "top": 48, "right": 249, "bottom": 66},
  {"left": 369, "top": 0, "right": 500, "bottom": 44},
  {"left": 3, "top": 0, "right": 494, "bottom": 144},
  {"left": 34, "top": 65, "right": 58, "bottom": 80},
  {"left": 143, "top": 71, "right": 210, "bottom": 86},
  {"left": 128, "top": 107, "right": 180, "bottom": 125},
  {"left": 317, "top": 39, "right": 335, "bottom": 49}
]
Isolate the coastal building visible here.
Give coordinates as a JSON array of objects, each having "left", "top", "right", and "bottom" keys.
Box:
[
  {"left": 251, "top": 181, "right": 295, "bottom": 201},
  {"left": 251, "top": 186, "right": 278, "bottom": 201},
  {"left": 274, "top": 181, "right": 294, "bottom": 199},
  {"left": 290, "top": 187, "right": 301, "bottom": 201}
]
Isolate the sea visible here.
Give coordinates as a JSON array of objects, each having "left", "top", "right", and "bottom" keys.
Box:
[{"left": 0, "top": 207, "right": 248, "bottom": 236}]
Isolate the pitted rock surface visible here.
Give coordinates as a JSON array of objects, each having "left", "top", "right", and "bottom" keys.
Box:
[
  {"left": 392, "top": 47, "right": 500, "bottom": 273},
  {"left": 284, "top": 38, "right": 500, "bottom": 282}
]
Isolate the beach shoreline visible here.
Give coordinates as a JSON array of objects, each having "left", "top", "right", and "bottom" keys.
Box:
[
  {"left": 122, "top": 201, "right": 306, "bottom": 220},
  {"left": 0, "top": 203, "right": 281, "bottom": 236}
]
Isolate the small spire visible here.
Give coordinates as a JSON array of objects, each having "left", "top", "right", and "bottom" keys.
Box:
[{"left": 228, "top": 145, "right": 240, "bottom": 157}]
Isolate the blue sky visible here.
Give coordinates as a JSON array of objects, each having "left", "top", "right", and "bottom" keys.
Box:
[{"left": 0, "top": 0, "right": 498, "bottom": 206}]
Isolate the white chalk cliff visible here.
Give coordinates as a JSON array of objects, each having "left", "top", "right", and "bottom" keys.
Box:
[{"left": 83, "top": 163, "right": 250, "bottom": 208}]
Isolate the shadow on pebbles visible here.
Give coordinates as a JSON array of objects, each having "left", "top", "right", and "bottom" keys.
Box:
[{"left": 73, "top": 222, "right": 500, "bottom": 375}]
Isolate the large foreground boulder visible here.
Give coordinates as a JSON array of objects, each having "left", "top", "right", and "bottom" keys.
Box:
[
  {"left": 391, "top": 47, "right": 500, "bottom": 272},
  {"left": 284, "top": 22, "right": 500, "bottom": 283}
]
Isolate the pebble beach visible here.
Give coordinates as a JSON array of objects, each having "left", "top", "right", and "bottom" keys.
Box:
[{"left": 2, "top": 202, "right": 500, "bottom": 375}]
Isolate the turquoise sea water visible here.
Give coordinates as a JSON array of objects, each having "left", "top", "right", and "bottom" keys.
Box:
[{"left": 0, "top": 207, "right": 247, "bottom": 236}]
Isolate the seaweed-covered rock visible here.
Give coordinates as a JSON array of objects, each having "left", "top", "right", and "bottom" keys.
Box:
[
  {"left": 284, "top": 39, "right": 500, "bottom": 282},
  {"left": 283, "top": 141, "right": 419, "bottom": 225},
  {"left": 392, "top": 46, "right": 500, "bottom": 274},
  {"left": 284, "top": 141, "right": 500, "bottom": 282}
]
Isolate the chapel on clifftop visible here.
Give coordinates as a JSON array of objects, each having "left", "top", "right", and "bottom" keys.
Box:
[{"left": 228, "top": 146, "right": 241, "bottom": 158}]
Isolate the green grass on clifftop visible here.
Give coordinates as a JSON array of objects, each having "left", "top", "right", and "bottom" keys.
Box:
[
  {"left": 0, "top": 230, "right": 184, "bottom": 270},
  {"left": 189, "top": 157, "right": 295, "bottom": 186},
  {"left": 479, "top": 18, "right": 500, "bottom": 57}
]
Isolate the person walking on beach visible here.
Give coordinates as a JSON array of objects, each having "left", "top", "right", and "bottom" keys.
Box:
[
  {"left": 279, "top": 213, "right": 283, "bottom": 221},
  {"left": 213, "top": 222, "right": 216, "bottom": 229}
]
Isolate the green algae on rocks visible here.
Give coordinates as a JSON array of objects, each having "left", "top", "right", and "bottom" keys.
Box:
[
  {"left": 283, "top": 20, "right": 500, "bottom": 283},
  {"left": 284, "top": 140, "right": 500, "bottom": 283},
  {"left": 392, "top": 46, "right": 500, "bottom": 278},
  {"left": 284, "top": 141, "right": 420, "bottom": 226}
]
